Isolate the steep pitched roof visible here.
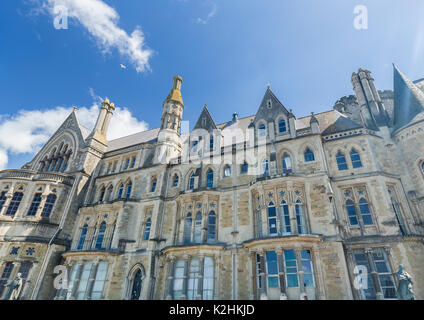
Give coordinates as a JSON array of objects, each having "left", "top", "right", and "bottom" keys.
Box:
[
  {"left": 393, "top": 65, "right": 424, "bottom": 131},
  {"left": 193, "top": 105, "right": 217, "bottom": 131},
  {"left": 106, "top": 128, "right": 160, "bottom": 152},
  {"left": 251, "top": 87, "right": 291, "bottom": 126}
]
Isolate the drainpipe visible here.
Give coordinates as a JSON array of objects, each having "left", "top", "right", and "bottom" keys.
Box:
[{"left": 30, "top": 173, "right": 82, "bottom": 300}]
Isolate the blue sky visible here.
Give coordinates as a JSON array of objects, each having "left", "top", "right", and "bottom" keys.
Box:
[{"left": 1, "top": 0, "right": 424, "bottom": 169}]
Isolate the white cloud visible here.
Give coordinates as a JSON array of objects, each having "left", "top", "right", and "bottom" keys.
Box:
[
  {"left": 42, "top": 0, "right": 153, "bottom": 72},
  {"left": 0, "top": 102, "right": 149, "bottom": 170},
  {"left": 196, "top": 1, "right": 217, "bottom": 24}
]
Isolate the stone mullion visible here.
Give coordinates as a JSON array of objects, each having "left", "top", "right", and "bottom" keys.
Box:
[
  {"left": 250, "top": 251, "right": 257, "bottom": 300},
  {"left": 365, "top": 248, "right": 383, "bottom": 299},
  {"left": 258, "top": 251, "right": 267, "bottom": 299},
  {"left": 85, "top": 261, "right": 99, "bottom": 300},
  {"left": 69, "top": 262, "right": 84, "bottom": 300},
  {"left": 310, "top": 247, "right": 324, "bottom": 300},
  {"left": 276, "top": 248, "right": 287, "bottom": 299},
  {"left": 181, "top": 256, "right": 190, "bottom": 300},
  {"left": 166, "top": 258, "right": 176, "bottom": 300},
  {"left": 197, "top": 256, "right": 205, "bottom": 299},
  {"left": 295, "top": 248, "right": 306, "bottom": 299}
]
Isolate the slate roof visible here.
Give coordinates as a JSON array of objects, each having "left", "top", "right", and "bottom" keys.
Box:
[
  {"left": 393, "top": 66, "right": 424, "bottom": 131},
  {"left": 107, "top": 128, "right": 160, "bottom": 152}
]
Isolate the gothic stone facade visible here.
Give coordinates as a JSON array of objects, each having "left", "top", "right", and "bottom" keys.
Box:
[{"left": 0, "top": 67, "right": 424, "bottom": 300}]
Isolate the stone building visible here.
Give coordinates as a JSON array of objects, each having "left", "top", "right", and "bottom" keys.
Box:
[{"left": 0, "top": 66, "right": 423, "bottom": 300}]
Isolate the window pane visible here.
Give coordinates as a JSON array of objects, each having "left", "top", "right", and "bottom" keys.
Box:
[{"left": 267, "top": 276, "right": 279, "bottom": 288}]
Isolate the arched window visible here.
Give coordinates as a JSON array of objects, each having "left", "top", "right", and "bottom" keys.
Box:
[
  {"left": 390, "top": 197, "right": 406, "bottom": 235},
  {"left": 336, "top": 151, "right": 348, "bottom": 170},
  {"left": 241, "top": 161, "right": 248, "bottom": 174},
  {"left": 131, "top": 269, "right": 143, "bottom": 300},
  {"left": 278, "top": 119, "right": 287, "bottom": 133},
  {"left": 194, "top": 212, "right": 202, "bottom": 243},
  {"left": 350, "top": 149, "right": 363, "bottom": 168},
  {"left": 125, "top": 182, "right": 132, "bottom": 199},
  {"left": 267, "top": 202, "right": 277, "bottom": 236},
  {"left": 143, "top": 218, "right": 151, "bottom": 241},
  {"left": 5, "top": 192, "right": 23, "bottom": 216},
  {"left": 183, "top": 213, "right": 192, "bottom": 244},
  {"left": 295, "top": 200, "right": 307, "bottom": 234},
  {"left": 188, "top": 173, "right": 195, "bottom": 190},
  {"left": 0, "top": 191, "right": 6, "bottom": 213},
  {"left": 98, "top": 187, "right": 106, "bottom": 202},
  {"left": 421, "top": 162, "right": 424, "bottom": 174},
  {"left": 258, "top": 123, "right": 266, "bottom": 137},
  {"left": 304, "top": 148, "right": 315, "bottom": 162},
  {"left": 262, "top": 159, "right": 269, "bottom": 176},
  {"left": 346, "top": 199, "right": 358, "bottom": 226},
  {"left": 77, "top": 224, "right": 88, "bottom": 250},
  {"left": 105, "top": 185, "right": 113, "bottom": 202},
  {"left": 358, "top": 198, "right": 373, "bottom": 225},
  {"left": 27, "top": 193, "right": 42, "bottom": 216},
  {"left": 206, "top": 211, "right": 216, "bottom": 243},
  {"left": 117, "top": 184, "right": 124, "bottom": 199},
  {"left": 206, "top": 169, "right": 214, "bottom": 188},
  {"left": 282, "top": 154, "right": 292, "bottom": 173},
  {"left": 223, "top": 165, "right": 231, "bottom": 177},
  {"left": 41, "top": 194, "right": 56, "bottom": 217},
  {"left": 95, "top": 221, "right": 107, "bottom": 249},
  {"left": 210, "top": 135, "right": 214, "bottom": 151},
  {"left": 151, "top": 178, "right": 157, "bottom": 193},
  {"left": 172, "top": 174, "right": 179, "bottom": 187},
  {"left": 279, "top": 200, "right": 291, "bottom": 235}
]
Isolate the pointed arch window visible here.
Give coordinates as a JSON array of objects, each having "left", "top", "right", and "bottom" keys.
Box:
[
  {"left": 95, "top": 221, "right": 107, "bottom": 249},
  {"left": 278, "top": 119, "right": 287, "bottom": 133},
  {"left": 189, "top": 173, "right": 195, "bottom": 190},
  {"left": 421, "top": 162, "right": 424, "bottom": 174},
  {"left": 105, "top": 185, "right": 113, "bottom": 201},
  {"left": 262, "top": 159, "right": 269, "bottom": 176},
  {"left": 151, "top": 178, "right": 157, "bottom": 193},
  {"left": 41, "top": 194, "right": 56, "bottom": 217},
  {"left": 77, "top": 224, "right": 88, "bottom": 250},
  {"left": 206, "top": 211, "right": 216, "bottom": 243},
  {"left": 358, "top": 198, "right": 373, "bottom": 225},
  {"left": 304, "top": 148, "right": 315, "bottom": 162},
  {"left": 117, "top": 184, "right": 124, "bottom": 199},
  {"left": 282, "top": 154, "right": 292, "bottom": 173},
  {"left": 125, "top": 182, "right": 132, "bottom": 199},
  {"left": 172, "top": 174, "right": 179, "bottom": 187},
  {"left": 241, "top": 161, "right": 248, "bottom": 174},
  {"left": 183, "top": 213, "right": 192, "bottom": 244},
  {"left": 143, "top": 218, "right": 151, "bottom": 241},
  {"left": 98, "top": 187, "right": 106, "bottom": 202},
  {"left": 346, "top": 199, "right": 358, "bottom": 226},
  {"left": 267, "top": 202, "right": 278, "bottom": 236},
  {"left": 350, "top": 149, "right": 363, "bottom": 168},
  {"left": 278, "top": 200, "right": 291, "bottom": 235},
  {"left": 194, "top": 212, "right": 202, "bottom": 243},
  {"left": 27, "top": 193, "right": 42, "bottom": 216},
  {"left": 206, "top": 169, "right": 214, "bottom": 188},
  {"left": 295, "top": 200, "right": 307, "bottom": 234},
  {"left": 336, "top": 151, "right": 348, "bottom": 170},
  {"left": 0, "top": 192, "right": 6, "bottom": 213},
  {"left": 5, "top": 191, "right": 23, "bottom": 216},
  {"left": 223, "top": 165, "right": 231, "bottom": 177},
  {"left": 131, "top": 269, "right": 143, "bottom": 300},
  {"left": 258, "top": 123, "right": 266, "bottom": 137}
]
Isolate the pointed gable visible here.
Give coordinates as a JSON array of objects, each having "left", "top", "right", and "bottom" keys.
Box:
[
  {"left": 193, "top": 105, "right": 217, "bottom": 132},
  {"left": 251, "top": 87, "right": 291, "bottom": 127},
  {"left": 393, "top": 65, "right": 424, "bottom": 131}
]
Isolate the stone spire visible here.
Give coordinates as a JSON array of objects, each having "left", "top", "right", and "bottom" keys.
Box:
[
  {"left": 393, "top": 65, "right": 424, "bottom": 131},
  {"left": 90, "top": 98, "right": 115, "bottom": 144}
]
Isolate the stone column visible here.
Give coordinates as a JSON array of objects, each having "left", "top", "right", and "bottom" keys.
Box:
[
  {"left": 295, "top": 249, "right": 306, "bottom": 299},
  {"left": 258, "top": 250, "right": 267, "bottom": 300}
]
